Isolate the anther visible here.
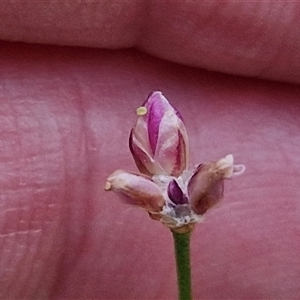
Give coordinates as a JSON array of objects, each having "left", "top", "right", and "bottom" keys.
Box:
[
  {"left": 136, "top": 106, "right": 147, "bottom": 116},
  {"left": 104, "top": 181, "right": 112, "bottom": 191}
]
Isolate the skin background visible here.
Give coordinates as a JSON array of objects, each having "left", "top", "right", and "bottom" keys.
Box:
[
  {"left": 0, "top": 1, "right": 299, "bottom": 299},
  {"left": 0, "top": 41, "right": 299, "bottom": 299},
  {"left": 0, "top": 1, "right": 300, "bottom": 83}
]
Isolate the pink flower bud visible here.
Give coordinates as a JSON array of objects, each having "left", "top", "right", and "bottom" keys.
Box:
[
  {"left": 104, "top": 170, "right": 165, "bottom": 213},
  {"left": 105, "top": 90, "right": 245, "bottom": 231},
  {"left": 188, "top": 155, "right": 245, "bottom": 215},
  {"left": 129, "top": 91, "right": 189, "bottom": 177}
]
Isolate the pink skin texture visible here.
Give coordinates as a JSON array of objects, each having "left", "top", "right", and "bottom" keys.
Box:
[{"left": 0, "top": 2, "right": 299, "bottom": 299}]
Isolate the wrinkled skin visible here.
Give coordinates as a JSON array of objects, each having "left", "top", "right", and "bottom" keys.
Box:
[{"left": 0, "top": 2, "right": 300, "bottom": 299}]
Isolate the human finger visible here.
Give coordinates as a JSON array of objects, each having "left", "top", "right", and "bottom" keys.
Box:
[
  {"left": 0, "top": 1, "right": 299, "bottom": 83},
  {"left": 0, "top": 42, "right": 300, "bottom": 299}
]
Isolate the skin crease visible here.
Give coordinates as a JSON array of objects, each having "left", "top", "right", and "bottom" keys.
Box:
[
  {"left": 0, "top": 2, "right": 299, "bottom": 300},
  {"left": 0, "top": 1, "right": 300, "bottom": 83}
]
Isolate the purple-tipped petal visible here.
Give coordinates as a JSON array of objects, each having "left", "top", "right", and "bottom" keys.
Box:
[
  {"left": 105, "top": 170, "right": 165, "bottom": 213},
  {"left": 130, "top": 114, "right": 152, "bottom": 155},
  {"left": 188, "top": 163, "right": 224, "bottom": 215},
  {"left": 130, "top": 113, "right": 165, "bottom": 175},
  {"left": 188, "top": 154, "right": 244, "bottom": 215},
  {"left": 155, "top": 111, "right": 189, "bottom": 176},
  {"left": 143, "top": 92, "right": 183, "bottom": 119},
  {"left": 129, "top": 129, "right": 157, "bottom": 176},
  {"left": 167, "top": 179, "right": 188, "bottom": 205},
  {"left": 146, "top": 92, "right": 174, "bottom": 154},
  {"left": 175, "top": 130, "right": 189, "bottom": 175}
]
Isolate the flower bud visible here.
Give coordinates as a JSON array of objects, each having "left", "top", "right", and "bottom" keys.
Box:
[
  {"left": 188, "top": 155, "right": 245, "bottom": 215},
  {"left": 129, "top": 91, "right": 189, "bottom": 177},
  {"left": 167, "top": 179, "right": 188, "bottom": 205},
  {"left": 105, "top": 170, "right": 165, "bottom": 213}
]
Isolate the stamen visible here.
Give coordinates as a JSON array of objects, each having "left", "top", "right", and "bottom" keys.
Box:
[
  {"left": 104, "top": 181, "right": 112, "bottom": 190},
  {"left": 136, "top": 106, "right": 147, "bottom": 116},
  {"left": 232, "top": 164, "right": 246, "bottom": 176}
]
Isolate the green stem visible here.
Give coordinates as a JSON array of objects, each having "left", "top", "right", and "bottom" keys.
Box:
[{"left": 172, "top": 231, "right": 192, "bottom": 300}]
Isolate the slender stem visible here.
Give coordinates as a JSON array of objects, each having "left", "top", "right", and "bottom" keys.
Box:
[{"left": 172, "top": 231, "right": 192, "bottom": 300}]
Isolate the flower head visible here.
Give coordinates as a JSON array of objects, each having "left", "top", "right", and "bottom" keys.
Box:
[
  {"left": 105, "top": 92, "right": 245, "bottom": 233},
  {"left": 129, "top": 91, "right": 189, "bottom": 177}
]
